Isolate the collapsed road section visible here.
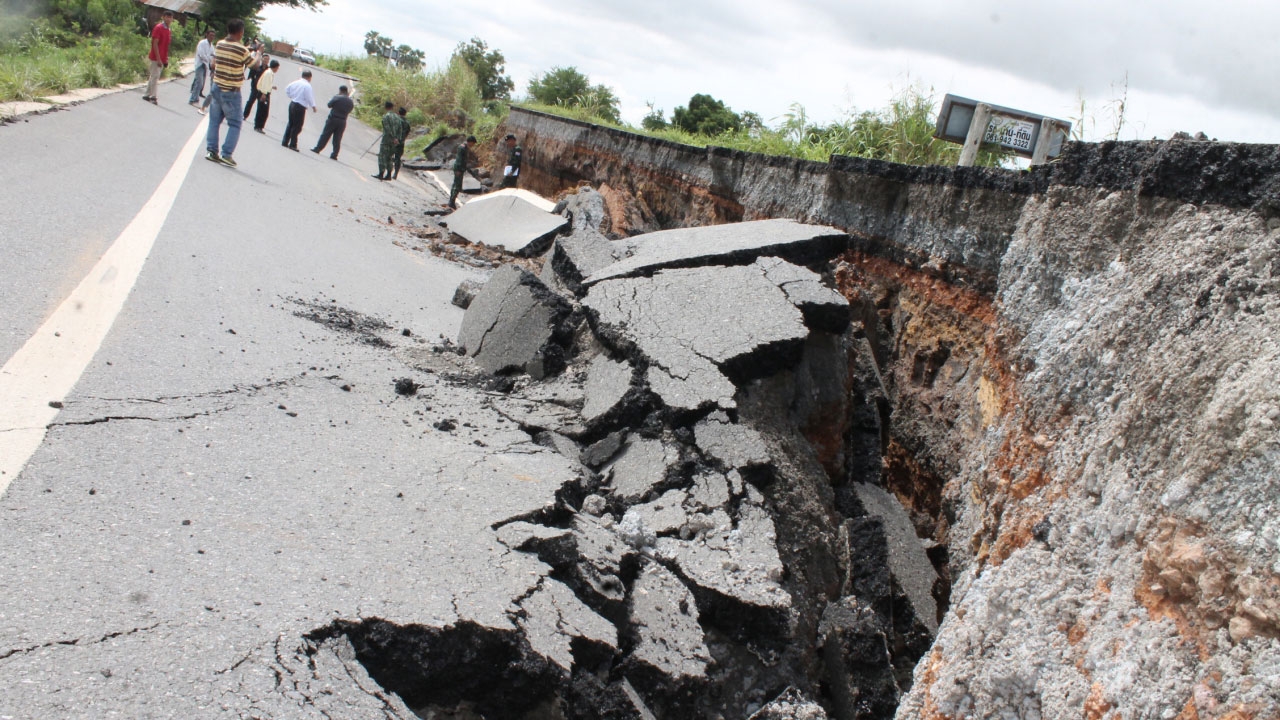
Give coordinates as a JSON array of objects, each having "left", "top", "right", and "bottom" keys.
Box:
[{"left": 308, "top": 189, "right": 941, "bottom": 719}]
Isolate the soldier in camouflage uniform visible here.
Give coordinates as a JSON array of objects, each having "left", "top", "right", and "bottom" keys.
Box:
[
  {"left": 374, "top": 101, "right": 399, "bottom": 181},
  {"left": 448, "top": 135, "right": 477, "bottom": 209},
  {"left": 392, "top": 107, "right": 410, "bottom": 179}
]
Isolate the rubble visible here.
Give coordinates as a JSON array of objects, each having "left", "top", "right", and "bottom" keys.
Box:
[{"left": 421, "top": 212, "right": 946, "bottom": 719}]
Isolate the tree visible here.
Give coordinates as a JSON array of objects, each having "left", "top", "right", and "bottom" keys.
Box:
[
  {"left": 527, "top": 66, "right": 590, "bottom": 106},
  {"left": 364, "top": 29, "right": 392, "bottom": 58},
  {"left": 200, "top": 0, "right": 325, "bottom": 37},
  {"left": 396, "top": 44, "right": 424, "bottom": 71},
  {"left": 451, "top": 37, "right": 513, "bottom": 101},
  {"left": 641, "top": 101, "right": 667, "bottom": 130},
  {"left": 527, "top": 66, "right": 621, "bottom": 123},
  {"left": 672, "top": 93, "right": 742, "bottom": 136}
]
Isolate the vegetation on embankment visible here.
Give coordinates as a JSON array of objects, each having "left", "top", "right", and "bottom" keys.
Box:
[
  {"left": 0, "top": 0, "right": 200, "bottom": 103},
  {"left": 520, "top": 87, "right": 1006, "bottom": 167}
]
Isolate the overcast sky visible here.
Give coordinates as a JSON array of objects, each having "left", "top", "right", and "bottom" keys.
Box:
[{"left": 259, "top": 0, "right": 1280, "bottom": 143}]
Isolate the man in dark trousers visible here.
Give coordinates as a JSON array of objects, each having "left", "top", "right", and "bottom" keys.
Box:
[
  {"left": 448, "top": 136, "right": 477, "bottom": 208},
  {"left": 249, "top": 59, "right": 278, "bottom": 132},
  {"left": 500, "top": 133, "right": 522, "bottom": 188},
  {"left": 311, "top": 85, "right": 355, "bottom": 159},
  {"left": 142, "top": 10, "right": 172, "bottom": 105},
  {"left": 392, "top": 107, "right": 410, "bottom": 179},
  {"left": 280, "top": 69, "right": 316, "bottom": 151},
  {"left": 374, "top": 101, "right": 400, "bottom": 180},
  {"left": 241, "top": 53, "right": 269, "bottom": 119}
]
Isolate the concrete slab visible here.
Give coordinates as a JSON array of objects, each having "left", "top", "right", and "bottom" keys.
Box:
[
  {"left": 581, "top": 354, "right": 634, "bottom": 424},
  {"left": 755, "top": 256, "right": 850, "bottom": 333},
  {"left": 583, "top": 218, "right": 847, "bottom": 286},
  {"left": 694, "top": 411, "right": 772, "bottom": 475},
  {"left": 517, "top": 578, "right": 616, "bottom": 671},
  {"left": 622, "top": 489, "right": 689, "bottom": 536},
  {"left": 628, "top": 560, "right": 711, "bottom": 680},
  {"left": 852, "top": 483, "right": 939, "bottom": 633},
  {"left": 468, "top": 188, "right": 557, "bottom": 212},
  {"left": 604, "top": 434, "right": 679, "bottom": 502},
  {"left": 655, "top": 500, "right": 791, "bottom": 611},
  {"left": 458, "top": 264, "right": 573, "bottom": 379},
  {"left": 542, "top": 189, "right": 637, "bottom": 294},
  {"left": 445, "top": 194, "right": 568, "bottom": 256},
  {"left": 584, "top": 264, "right": 809, "bottom": 412}
]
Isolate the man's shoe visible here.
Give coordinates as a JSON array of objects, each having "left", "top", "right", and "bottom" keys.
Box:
[
  {"left": 188, "top": 100, "right": 198, "bottom": 107},
  {"left": 141, "top": 95, "right": 152, "bottom": 102},
  {"left": 254, "top": 128, "right": 265, "bottom": 134},
  {"left": 197, "top": 107, "right": 206, "bottom": 115},
  {"left": 330, "top": 155, "right": 338, "bottom": 160},
  {"left": 290, "top": 146, "right": 299, "bottom": 152},
  {"left": 205, "top": 151, "right": 220, "bottom": 163},
  {"left": 219, "top": 155, "right": 237, "bottom": 168},
  {"left": 147, "top": 97, "right": 158, "bottom": 105},
  {"left": 372, "top": 174, "right": 383, "bottom": 179}
]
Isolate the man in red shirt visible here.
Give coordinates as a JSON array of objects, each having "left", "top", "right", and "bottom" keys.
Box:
[{"left": 142, "top": 10, "right": 173, "bottom": 105}]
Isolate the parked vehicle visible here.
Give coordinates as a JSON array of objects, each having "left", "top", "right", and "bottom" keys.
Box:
[
  {"left": 271, "top": 41, "right": 294, "bottom": 57},
  {"left": 291, "top": 48, "right": 316, "bottom": 65}
]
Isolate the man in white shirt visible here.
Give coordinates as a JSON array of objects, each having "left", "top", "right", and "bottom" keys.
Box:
[
  {"left": 280, "top": 69, "right": 316, "bottom": 151},
  {"left": 188, "top": 29, "right": 216, "bottom": 106}
]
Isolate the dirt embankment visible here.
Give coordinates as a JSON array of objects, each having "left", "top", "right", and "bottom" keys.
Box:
[{"left": 496, "top": 107, "right": 1280, "bottom": 720}]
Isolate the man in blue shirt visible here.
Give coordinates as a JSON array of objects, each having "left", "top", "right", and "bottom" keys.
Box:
[{"left": 280, "top": 69, "right": 316, "bottom": 151}]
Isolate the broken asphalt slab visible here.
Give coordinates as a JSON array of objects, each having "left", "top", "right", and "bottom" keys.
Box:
[
  {"left": 584, "top": 263, "right": 811, "bottom": 412},
  {"left": 457, "top": 264, "right": 575, "bottom": 379},
  {"left": 582, "top": 218, "right": 848, "bottom": 286},
  {"left": 444, "top": 194, "right": 569, "bottom": 256}
]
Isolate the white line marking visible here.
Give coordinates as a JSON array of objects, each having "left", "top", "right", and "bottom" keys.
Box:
[{"left": 0, "top": 123, "right": 205, "bottom": 495}]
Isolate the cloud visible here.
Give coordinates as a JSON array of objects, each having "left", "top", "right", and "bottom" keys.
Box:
[
  {"left": 260, "top": 0, "right": 1280, "bottom": 142},
  {"left": 804, "top": 0, "right": 1280, "bottom": 120}
]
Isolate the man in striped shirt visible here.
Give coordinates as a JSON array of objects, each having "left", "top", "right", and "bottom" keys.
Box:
[{"left": 205, "top": 19, "right": 259, "bottom": 168}]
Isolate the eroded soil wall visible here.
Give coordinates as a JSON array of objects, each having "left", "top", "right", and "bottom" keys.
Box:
[{"left": 503, "top": 107, "right": 1280, "bottom": 720}]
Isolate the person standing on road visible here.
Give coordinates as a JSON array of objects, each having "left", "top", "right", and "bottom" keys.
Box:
[
  {"left": 392, "top": 107, "right": 410, "bottom": 179},
  {"left": 250, "top": 59, "right": 279, "bottom": 132},
  {"left": 204, "top": 18, "right": 259, "bottom": 167},
  {"left": 142, "top": 10, "right": 172, "bottom": 105},
  {"left": 448, "top": 135, "right": 477, "bottom": 208},
  {"left": 311, "top": 85, "right": 355, "bottom": 159},
  {"left": 500, "top": 133, "right": 522, "bottom": 189},
  {"left": 280, "top": 69, "right": 316, "bottom": 151},
  {"left": 241, "top": 54, "right": 270, "bottom": 119},
  {"left": 187, "top": 29, "right": 215, "bottom": 106},
  {"left": 374, "top": 101, "right": 399, "bottom": 180}
]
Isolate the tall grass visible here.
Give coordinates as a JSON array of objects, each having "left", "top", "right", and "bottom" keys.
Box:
[
  {"left": 316, "top": 53, "right": 509, "bottom": 149},
  {"left": 0, "top": 20, "right": 188, "bottom": 103}
]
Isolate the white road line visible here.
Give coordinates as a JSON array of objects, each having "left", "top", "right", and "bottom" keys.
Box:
[{"left": 0, "top": 123, "right": 205, "bottom": 495}]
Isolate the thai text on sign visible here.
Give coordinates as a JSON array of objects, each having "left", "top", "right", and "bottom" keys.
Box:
[{"left": 984, "top": 117, "right": 1036, "bottom": 153}]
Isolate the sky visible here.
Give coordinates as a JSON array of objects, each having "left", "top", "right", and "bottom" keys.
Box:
[{"left": 259, "top": 0, "right": 1280, "bottom": 144}]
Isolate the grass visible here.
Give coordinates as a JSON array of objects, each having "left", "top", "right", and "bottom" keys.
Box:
[{"left": 0, "top": 20, "right": 193, "bottom": 104}]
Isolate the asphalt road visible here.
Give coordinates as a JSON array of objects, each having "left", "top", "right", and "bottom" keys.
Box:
[{"left": 0, "top": 59, "right": 564, "bottom": 717}]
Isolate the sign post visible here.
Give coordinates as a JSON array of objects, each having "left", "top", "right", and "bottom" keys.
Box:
[{"left": 935, "top": 94, "right": 1071, "bottom": 167}]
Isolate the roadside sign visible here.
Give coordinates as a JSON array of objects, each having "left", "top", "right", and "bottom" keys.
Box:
[{"left": 935, "top": 94, "right": 1071, "bottom": 165}]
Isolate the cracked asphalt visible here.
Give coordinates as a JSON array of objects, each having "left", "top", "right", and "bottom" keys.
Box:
[{"left": 0, "top": 62, "right": 563, "bottom": 717}]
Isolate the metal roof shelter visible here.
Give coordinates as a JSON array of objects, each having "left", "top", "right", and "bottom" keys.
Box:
[{"left": 138, "top": 0, "right": 204, "bottom": 14}]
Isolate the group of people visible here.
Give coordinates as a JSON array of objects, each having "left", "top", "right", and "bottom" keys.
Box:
[{"left": 147, "top": 15, "right": 525, "bottom": 202}]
